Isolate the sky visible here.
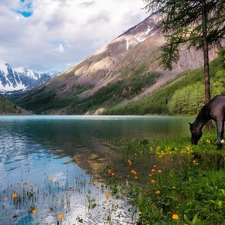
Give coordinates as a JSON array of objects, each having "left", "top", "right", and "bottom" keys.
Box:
[{"left": 0, "top": 0, "right": 148, "bottom": 73}]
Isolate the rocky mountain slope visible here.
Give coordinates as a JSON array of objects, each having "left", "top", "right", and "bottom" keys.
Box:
[
  {"left": 11, "top": 12, "right": 219, "bottom": 115},
  {"left": 0, "top": 60, "right": 58, "bottom": 94}
]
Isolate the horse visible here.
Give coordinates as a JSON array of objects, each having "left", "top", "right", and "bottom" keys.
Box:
[{"left": 189, "top": 94, "right": 225, "bottom": 149}]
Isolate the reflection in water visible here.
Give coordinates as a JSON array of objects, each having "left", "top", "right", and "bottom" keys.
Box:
[
  {"left": 2, "top": 116, "right": 191, "bottom": 170},
  {"left": 0, "top": 115, "right": 192, "bottom": 176},
  {"left": 0, "top": 116, "right": 193, "bottom": 224}
]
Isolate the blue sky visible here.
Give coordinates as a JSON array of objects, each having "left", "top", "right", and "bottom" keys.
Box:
[{"left": 1, "top": 0, "right": 147, "bottom": 72}]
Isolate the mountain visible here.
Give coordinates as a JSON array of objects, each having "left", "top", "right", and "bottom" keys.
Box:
[
  {"left": 10, "top": 12, "right": 219, "bottom": 115},
  {"left": 0, "top": 60, "right": 59, "bottom": 94}
]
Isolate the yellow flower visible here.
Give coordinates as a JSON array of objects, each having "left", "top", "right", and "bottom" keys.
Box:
[
  {"left": 29, "top": 183, "right": 33, "bottom": 187},
  {"left": 193, "top": 159, "right": 198, "bottom": 165},
  {"left": 157, "top": 169, "right": 162, "bottom": 173},
  {"left": 12, "top": 193, "right": 17, "bottom": 199},
  {"left": 57, "top": 214, "right": 64, "bottom": 219},
  {"left": 156, "top": 190, "right": 160, "bottom": 195},
  {"left": 172, "top": 214, "right": 179, "bottom": 220},
  {"left": 32, "top": 209, "right": 37, "bottom": 214},
  {"left": 151, "top": 179, "right": 156, "bottom": 184},
  {"left": 105, "top": 193, "right": 110, "bottom": 198},
  {"left": 87, "top": 181, "right": 91, "bottom": 184},
  {"left": 93, "top": 181, "right": 97, "bottom": 185},
  {"left": 135, "top": 176, "right": 138, "bottom": 179},
  {"left": 49, "top": 177, "right": 54, "bottom": 181},
  {"left": 111, "top": 173, "right": 115, "bottom": 176},
  {"left": 138, "top": 211, "right": 142, "bottom": 215},
  {"left": 151, "top": 169, "right": 156, "bottom": 173}
]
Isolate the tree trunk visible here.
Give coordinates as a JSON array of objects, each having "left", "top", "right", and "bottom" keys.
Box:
[{"left": 202, "top": 0, "right": 212, "bottom": 130}]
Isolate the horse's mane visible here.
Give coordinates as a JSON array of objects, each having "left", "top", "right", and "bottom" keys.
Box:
[{"left": 193, "top": 103, "right": 210, "bottom": 128}]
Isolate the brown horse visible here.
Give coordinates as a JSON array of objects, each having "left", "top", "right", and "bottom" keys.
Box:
[{"left": 189, "top": 94, "right": 225, "bottom": 149}]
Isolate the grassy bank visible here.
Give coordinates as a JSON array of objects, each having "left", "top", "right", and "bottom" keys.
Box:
[{"left": 101, "top": 129, "right": 225, "bottom": 224}]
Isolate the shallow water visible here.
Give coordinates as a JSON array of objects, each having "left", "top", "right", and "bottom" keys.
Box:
[{"left": 0, "top": 115, "right": 193, "bottom": 224}]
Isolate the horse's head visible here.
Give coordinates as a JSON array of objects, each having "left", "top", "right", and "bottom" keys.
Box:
[{"left": 189, "top": 122, "right": 202, "bottom": 145}]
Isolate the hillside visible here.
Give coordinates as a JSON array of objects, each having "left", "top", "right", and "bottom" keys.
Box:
[
  {"left": 10, "top": 12, "right": 219, "bottom": 115},
  {"left": 102, "top": 57, "right": 225, "bottom": 115},
  {"left": 0, "top": 94, "right": 29, "bottom": 115}
]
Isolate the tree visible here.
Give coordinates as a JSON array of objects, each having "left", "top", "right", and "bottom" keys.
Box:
[{"left": 144, "top": 0, "right": 225, "bottom": 106}]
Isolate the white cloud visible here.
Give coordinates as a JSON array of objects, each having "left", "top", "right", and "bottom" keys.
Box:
[
  {"left": 55, "top": 44, "right": 65, "bottom": 53},
  {"left": 0, "top": 0, "right": 147, "bottom": 72}
]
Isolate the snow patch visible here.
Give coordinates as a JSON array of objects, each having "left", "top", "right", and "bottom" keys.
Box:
[{"left": 125, "top": 37, "right": 129, "bottom": 50}]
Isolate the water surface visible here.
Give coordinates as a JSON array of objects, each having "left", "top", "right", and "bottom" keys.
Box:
[{"left": 0, "top": 115, "right": 193, "bottom": 224}]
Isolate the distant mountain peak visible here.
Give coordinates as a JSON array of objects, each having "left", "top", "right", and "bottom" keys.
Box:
[{"left": 0, "top": 60, "right": 59, "bottom": 94}]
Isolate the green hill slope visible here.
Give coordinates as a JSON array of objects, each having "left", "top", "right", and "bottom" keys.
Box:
[
  {"left": 103, "top": 56, "right": 225, "bottom": 115},
  {"left": 0, "top": 95, "right": 26, "bottom": 115}
]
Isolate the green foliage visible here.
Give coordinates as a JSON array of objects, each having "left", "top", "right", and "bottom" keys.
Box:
[
  {"left": 0, "top": 94, "right": 23, "bottom": 114},
  {"left": 144, "top": 0, "right": 225, "bottom": 69},
  {"left": 103, "top": 130, "right": 225, "bottom": 224},
  {"left": 103, "top": 55, "right": 225, "bottom": 115}
]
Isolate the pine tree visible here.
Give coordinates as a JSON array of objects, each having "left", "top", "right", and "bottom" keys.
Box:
[{"left": 144, "top": 0, "right": 225, "bottom": 106}]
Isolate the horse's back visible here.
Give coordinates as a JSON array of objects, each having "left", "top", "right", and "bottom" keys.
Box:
[{"left": 208, "top": 94, "right": 225, "bottom": 120}]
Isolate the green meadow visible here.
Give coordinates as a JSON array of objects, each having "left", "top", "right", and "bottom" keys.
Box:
[{"left": 101, "top": 128, "right": 225, "bottom": 225}]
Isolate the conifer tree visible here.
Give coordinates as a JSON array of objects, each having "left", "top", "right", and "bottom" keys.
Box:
[{"left": 144, "top": 0, "right": 225, "bottom": 107}]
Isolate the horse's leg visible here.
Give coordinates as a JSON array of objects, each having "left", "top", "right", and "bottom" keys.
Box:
[{"left": 216, "top": 120, "right": 224, "bottom": 150}]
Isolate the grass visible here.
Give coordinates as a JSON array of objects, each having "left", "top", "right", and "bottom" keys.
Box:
[
  {"left": 2, "top": 129, "right": 225, "bottom": 224},
  {"left": 100, "top": 129, "right": 225, "bottom": 225}
]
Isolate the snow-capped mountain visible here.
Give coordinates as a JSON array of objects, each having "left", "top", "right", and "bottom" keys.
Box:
[{"left": 0, "top": 60, "right": 59, "bottom": 94}]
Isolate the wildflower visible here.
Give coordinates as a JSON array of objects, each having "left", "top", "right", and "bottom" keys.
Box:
[
  {"left": 131, "top": 170, "right": 137, "bottom": 175},
  {"left": 32, "top": 209, "right": 37, "bottom": 214},
  {"left": 151, "top": 180, "right": 156, "bottom": 184},
  {"left": 172, "top": 214, "right": 179, "bottom": 220},
  {"left": 111, "top": 173, "right": 115, "bottom": 176},
  {"left": 193, "top": 159, "right": 198, "bottom": 165},
  {"left": 57, "top": 214, "right": 64, "bottom": 219},
  {"left": 128, "top": 159, "right": 132, "bottom": 165},
  {"left": 93, "top": 181, "right": 98, "bottom": 185},
  {"left": 151, "top": 169, "right": 155, "bottom": 173},
  {"left": 29, "top": 183, "right": 33, "bottom": 187},
  {"left": 12, "top": 193, "right": 17, "bottom": 199},
  {"left": 105, "top": 193, "right": 110, "bottom": 198},
  {"left": 49, "top": 177, "right": 54, "bottom": 181},
  {"left": 206, "top": 139, "right": 211, "bottom": 144},
  {"left": 157, "top": 169, "right": 162, "bottom": 173},
  {"left": 135, "top": 176, "right": 138, "bottom": 179},
  {"left": 148, "top": 174, "right": 152, "bottom": 176},
  {"left": 156, "top": 191, "right": 160, "bottom": 195},
  {"left": 138, "top": 211, "right": 142, "bottom": 215},
  {"left": 87, "top": 181, "right": 91, "bottom": 184},
  {"left": 153, "top": 165, "right": 157, "bottom": 168},
  {"left": 107, "top": 169, "right": 112, "bottom": 174}
]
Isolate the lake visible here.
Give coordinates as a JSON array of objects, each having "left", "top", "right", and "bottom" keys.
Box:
[{"left": 0, "top": 115, "right": 193, "bottom": 224}]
